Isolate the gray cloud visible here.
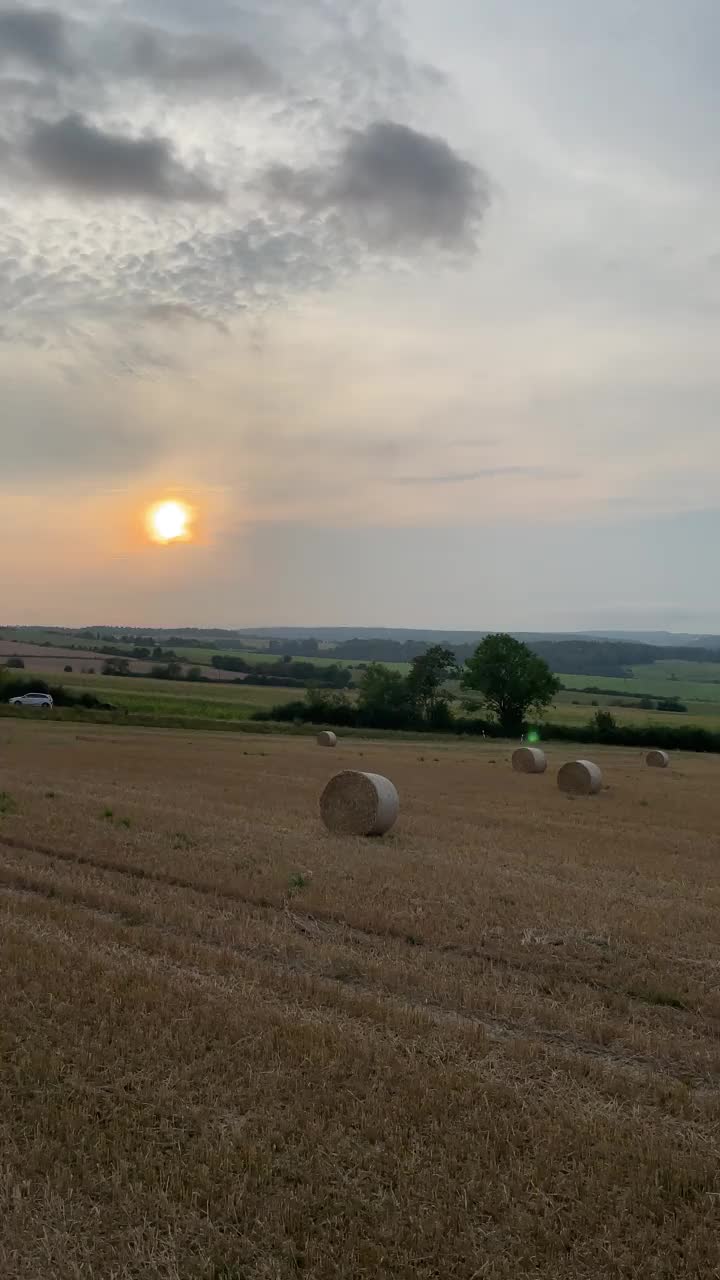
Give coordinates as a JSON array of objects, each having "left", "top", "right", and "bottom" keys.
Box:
[
  {"left": 124, "top": 24, "right": 276, "bottom": 94},
  {"left": 0, "top": 5, "right": 72, "bottom": 72},
  {"left": 0, "top": 5, "right": 277, "bottom": 99},
  {"left": 265, "top": 120, "right": 490, "bottom": 250},
  {"left": 141, "top": 302, "right": 229, "bottom": 341},
  {"left": 392, "top": 466, "right": 569, "bottom": 486},
  {"left": 144, "top": 301, "right": 223, "bottom": 326},
  {"left": 0, "top": 2, "right": 482, "bottom": 349},
  {"left": 21, "top": 113, "right": 222, "bottom": 201}
]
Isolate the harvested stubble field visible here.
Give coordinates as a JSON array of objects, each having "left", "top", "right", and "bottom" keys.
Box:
[{"left": 1, "top": 722, "right": 719, "bottom": 1280}]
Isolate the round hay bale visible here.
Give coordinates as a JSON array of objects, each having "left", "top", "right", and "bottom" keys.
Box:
[
  {"left": 557, "top": 759, "right": 603, "bottom": 796},
  {"left": 646, "top": 749, "right": 669, "bottom": 769},
  {"left": 320, "top": 771, "right": 399, "bottom": 837},
  {"left": 317, "top": 731, "right": 337, "bottom": 748},
  {"left": 512, "top": 746, "right": 547, "bottom": 775}
]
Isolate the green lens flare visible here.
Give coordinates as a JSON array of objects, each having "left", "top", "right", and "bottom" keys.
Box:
[{"left": 527, "top": 729, "right": 540, "bottom": 744}]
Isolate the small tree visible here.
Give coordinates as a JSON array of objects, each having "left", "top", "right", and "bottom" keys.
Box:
[
  {"left": 406, "top": 645, "right": 458, "bottom": 724},
  {"left": 657, "top": 697, "right": 688, "bottom": 714},
  {"left": 102, "top": 658, "right": 130, "bottom": 677},
  {"left": 357, "top": 663, "right": 416, "bottom": 727},
  {"left": 304, "top": 687, "right": 355, "bottom": 725},
  {"left": 152, "top": 661, "right": 183, "bottom": 681},
  {"left": 463, "top": 634, "right": 560, "bottom": 735},
  {"left": 592, "top": 709, "right": 617, "bottom": 736}
]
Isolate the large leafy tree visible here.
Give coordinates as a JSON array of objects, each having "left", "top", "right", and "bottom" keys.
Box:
[
  {"left": 357, "top": 663, "right": 416, "bottom": 726},
  {"left": 462, "top": 634, "right": 560, "bottom": 735},
  {"left": 406, "top": 645, "right": 459, "bottom": 724}
]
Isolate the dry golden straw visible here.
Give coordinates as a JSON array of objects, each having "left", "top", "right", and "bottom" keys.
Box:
[
  {"left": 646, "top": 750, "right": 670, "bottom": 769},
  {"left": 320, "top": 770, "right": 399, "bottom": 836},
  {"left": 557, "top": 759, "right": 603, "bottom": 796},
  {"left": 317, "top": 731, "right": 338, "bottom": 748},
  {"left": 512, "top": 746, "right": 547, "bottom": 774}
]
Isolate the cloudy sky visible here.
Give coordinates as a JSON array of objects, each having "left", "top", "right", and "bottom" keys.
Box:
[{"left": 2, "top": 0, "right": 718, "bottom": 631}]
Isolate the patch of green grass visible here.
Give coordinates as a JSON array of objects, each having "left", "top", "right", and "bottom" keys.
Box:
[
  {"left": 648, "top": 659, "right": 720, "bottom": 683},
  {"left": 101, "top": 808, "right": 131, "bottom": 828},
  {"left": 288, "top": 871, "right": 312, "bottom": 896},
  {"left": 171, "top": 646, "right": 409, "bottom": 674},
  {"left": 1, "top": 627, "right": 76, "bottom": 647},
  {"left": 16, "top": 673, "right": 306, "bottom": 721},
  {"left": 559, "top": 665, "right": 720, "bottom": 705},
  {"left": 0, "top": 791, "right": 17, "bottom": 815},
  {"left": 160, "top": 647, "right": 232, "bottom": 665},
  {"left": 548, "top": 702, "right": 720, "bottom": 730}
]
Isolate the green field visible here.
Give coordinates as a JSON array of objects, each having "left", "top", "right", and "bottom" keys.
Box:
[
  {"left": 6, "top": 670, "right": 720, "bottom": 734},
  {"left": 7, "top": 632, "right": 720, "bottom": 734},
  {"left": 172, "top": 648, "right": 411, "bottom": 674},
  {"left": 545, "top": 663, "right": 720, "bottom": 731},
  {"left": 0, "top": 628, "right": 90, "bottom": 649},
  {"left": 545, "top": 699, "right": 720, "bottom": 731},
  {"left": 36, "top": 673, "right": 302, "bottom": 721},
  {"left": 0, "top": 628, "right": 410, "bottom": 675},
  {"left": 560, "top": 662, "right": 720, "bottom": 705}
]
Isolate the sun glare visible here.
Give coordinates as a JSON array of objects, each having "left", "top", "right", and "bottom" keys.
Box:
[{"left": 147, "top": 500, "right": 193, "bottom": 544}]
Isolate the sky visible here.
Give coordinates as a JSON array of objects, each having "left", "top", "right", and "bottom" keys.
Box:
[{"left": 2, "top": 0, "right": 719, "bottom": 632}]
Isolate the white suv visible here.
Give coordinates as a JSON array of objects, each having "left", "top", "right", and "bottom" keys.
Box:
[{"left": 9, "top": 692, "right": 54, "bottom": 709}]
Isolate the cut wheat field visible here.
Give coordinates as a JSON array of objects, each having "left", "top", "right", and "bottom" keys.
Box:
[{"left": 1, "top": 720, "right": 719, "bottom": 1280}]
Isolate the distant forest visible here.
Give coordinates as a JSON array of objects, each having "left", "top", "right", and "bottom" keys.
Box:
[
  {"left": 267, "top": 635, "right": 720, "bottom": 678},
  {"left": 6, "top": 625, "right": 720, "bottom": 679},
  {"left": 260, "top": 632, "right": 717, "bottom": 675}
]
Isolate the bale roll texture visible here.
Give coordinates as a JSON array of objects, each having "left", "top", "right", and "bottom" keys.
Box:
[
  {"left": 557, "top": 759, "right": 603, "bottom": 796},
  {"left": 317, "top": 731, "right": 338, "bottom": 748},
  {"left": 512, "top": 746, "right": 547, "bottom": 775},
  {"left": 320, "top": 771, "right": 399, "bottom": 837},
  {"left": 646, "top": 749, "right": 670, "bottom": 769}
]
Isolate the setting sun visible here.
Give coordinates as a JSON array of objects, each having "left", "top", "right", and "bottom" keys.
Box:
[{"left": 147, "top": 500, "right": 193, "bottom": 545}]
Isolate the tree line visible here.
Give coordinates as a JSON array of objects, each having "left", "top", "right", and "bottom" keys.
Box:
[
  {"left": 261, "top": 634, "right": 720, "bottom": 676},
  {"left": 256, "top": 635, "right": 561, "bottom": 735},
  {"left": 210, "top": 655, "right": 353, "bottom": 688}
]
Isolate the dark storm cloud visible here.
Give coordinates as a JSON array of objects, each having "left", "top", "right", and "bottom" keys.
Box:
[
  {"left": 0, "top": 2, "right": 485, "bottom": 342},
  {"left": 265, "top": 121, "right": 490, "bottom": 250},
  {"left": 0, "top": 5, "right": 277, "bottom": 99},
  {"left": 22, "top": 113, "right": 222, "bottom": 201},
  {"left": 124, "top": 25, "right": 276, "bottom": 94},
  {"left": 0, "top": 5, "right": 72, "bottom": 71}
]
